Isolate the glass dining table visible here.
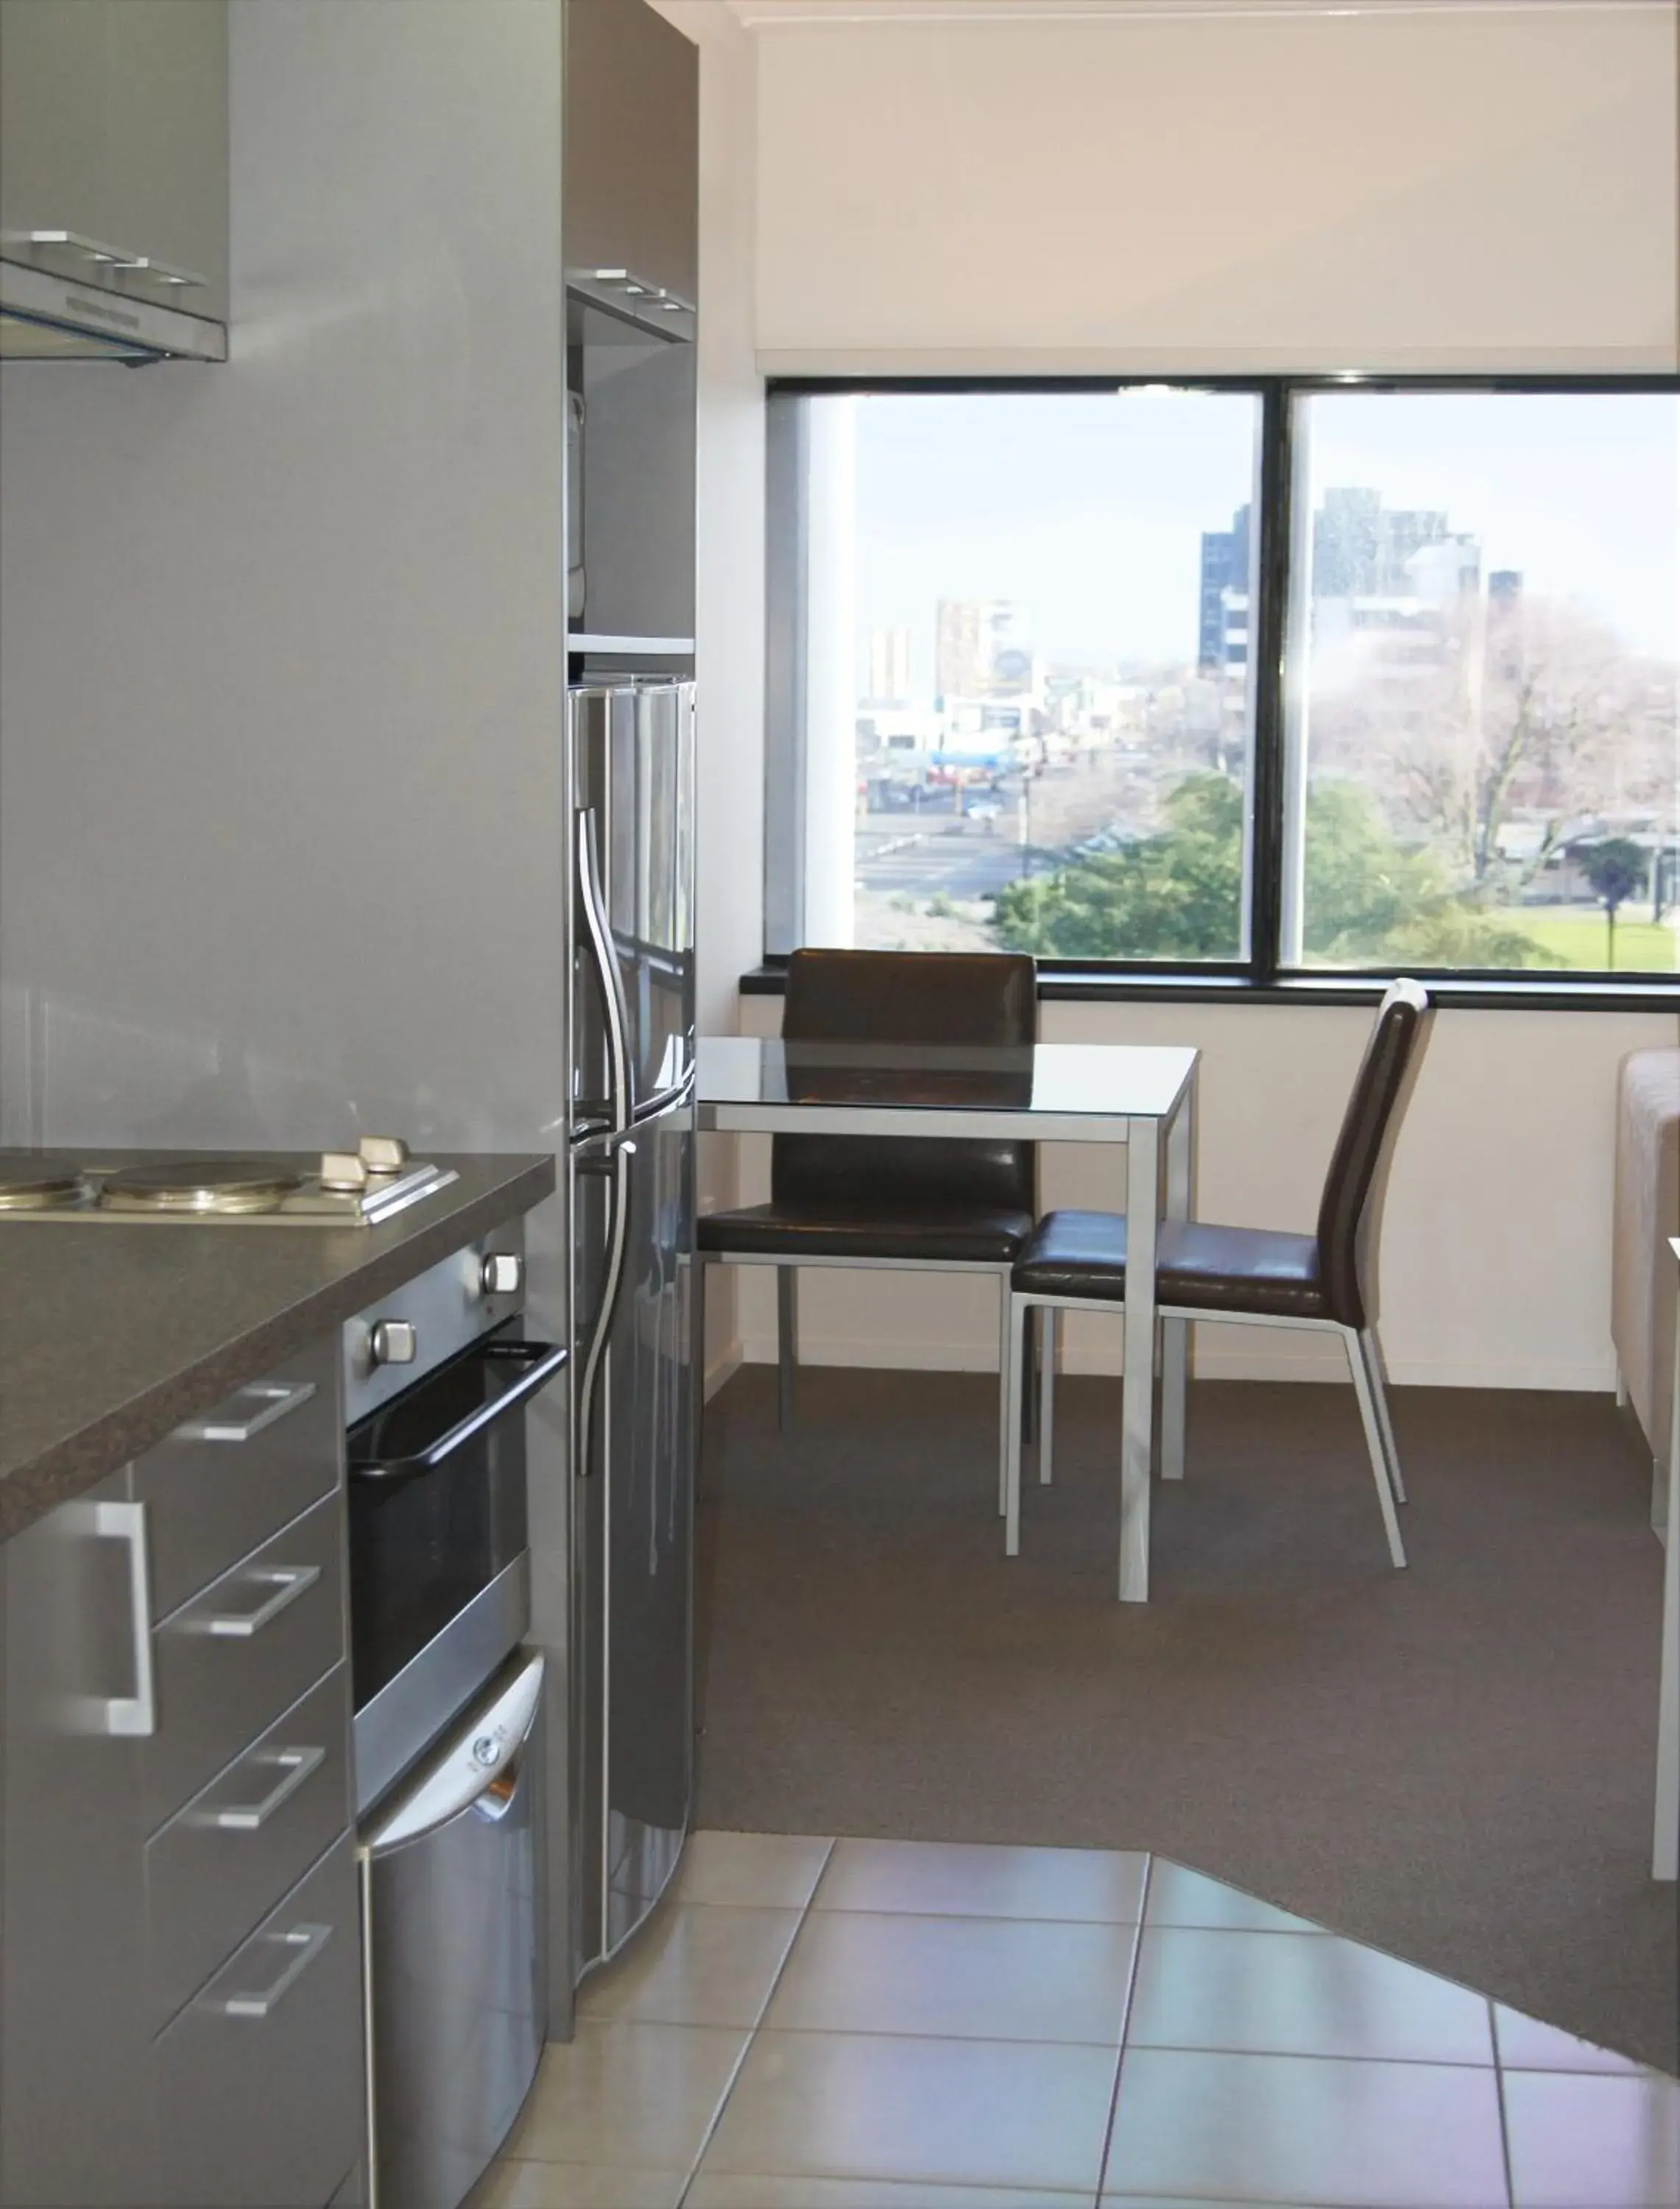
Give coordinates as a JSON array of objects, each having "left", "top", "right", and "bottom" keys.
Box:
[{"left": 694, "top": 1035, "right": 1200, "bottom": 1602}]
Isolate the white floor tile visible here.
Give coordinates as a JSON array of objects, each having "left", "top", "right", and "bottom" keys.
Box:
[
  {"left": 683, "top": 2179, "right": 1092, "bottom": 2209},
  {"left": 699, "top": 2029, "right": 1119, "bottom": 2194},
  {"left": 813, "top": 1838, "right": 1147, "bottom": 1923},
  {"left": 1127, "top": 1926, "right": 1495, "bottom": 2067},
  {"left": 468, "top": 2162, "right": 684, "bottom": 2208},
  {"left": 668, "top": 1832, "right": 835, "bottom": 1911},
  {"left": 1494, "top": 2004, "right": 1650, "bottom": 2076},
  {"left": 499, "top": 2022, "right": 748, "bottom": 2171},
  {"left": 577, "top": 1905, "right": 803, "bottom": 2030},
  {"left": 1504, "top": 2068, "right": 1680, "bottom": 2208},
  {"left": 763, "top": 1909, "right": 1137, "bottom": 2045},
  {"left": 1145, "top": 1858, "right": 1324, "bottom": 1935},
  {"left": 1103, "top": 2046, "right": 1509, "bottom": 2207}
]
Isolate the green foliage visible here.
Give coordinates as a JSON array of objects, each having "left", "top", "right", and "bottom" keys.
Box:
[
  {"left": 992, "top": 772, "right": 1541, "bottom": 968},
  {"left": 1578, "top": 838, "right": 1646, "bottom": 917}
]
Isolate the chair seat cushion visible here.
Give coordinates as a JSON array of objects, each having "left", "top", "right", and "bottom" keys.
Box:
[
  {"left": 698, "top": 1201, "right": 1034, "bottom": 1265},
  {"left": 1014, "top": 1209, "right": 1327, "bottom": 1320}
]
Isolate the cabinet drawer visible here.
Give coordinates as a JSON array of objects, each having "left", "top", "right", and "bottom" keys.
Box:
[
  {"left": 146, "top": 1491, "right": 345, "bottom": 1831},
  {"left": 148, "top": 1663, "right": 352, "bottom": 2029},
  {"left": 157, "top": 1833, "right": 364, "bottom": 2209},
  {"left": 139, "top": 1335, "right": 341, "bottom": 1623}
]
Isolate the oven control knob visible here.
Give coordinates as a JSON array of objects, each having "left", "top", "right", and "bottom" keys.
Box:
[
  {"left": 370, "top": 1320, "right": 417, "bottom": 1367},
  {"left": 471, "top": 1734, "right": 500, "bottom": 1769},
  {"left": 481, "top": 1253, "right": 523, "bottom": 1298},
  {"left": 319, "top": 1151, "right": 368, "bottom": 1194},
  {"left": 359, "top": 1136, "right": 410, "bottom": 1177}
]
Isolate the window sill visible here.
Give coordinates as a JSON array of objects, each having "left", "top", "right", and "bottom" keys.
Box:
[{"left": 738, "top": 965, "right": 1680, "bottom": 1014}]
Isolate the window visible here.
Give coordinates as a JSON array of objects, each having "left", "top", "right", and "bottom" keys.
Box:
[
  {"left": 766, "top": 380, "right": 1680, "bottom": 990},
  {"left": 1285, "top": 392, "right": 1680, "bottom": 976},
  {"left": 766, "top": 387, "right": 1263, "bottom": 965}
]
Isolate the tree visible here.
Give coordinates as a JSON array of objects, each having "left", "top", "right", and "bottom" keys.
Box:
[
  {"left": 1578, "top": 837, "right": 1648, "bottom": 969},
  {"left": 992, "top": 771, "right": 1539, "bottom": 966},
  {"left": 1305, "top": 595, "right": 1676, "bottom": 898}
]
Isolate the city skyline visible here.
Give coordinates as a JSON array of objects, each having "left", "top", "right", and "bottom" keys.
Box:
[{"left": 844, "top": 389, "right": 1680, "bottom": 700}]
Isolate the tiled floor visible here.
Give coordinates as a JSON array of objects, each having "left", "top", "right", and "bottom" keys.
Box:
[{"left": 471, "top": 1831, "right": 1680, "bottom": 2209}]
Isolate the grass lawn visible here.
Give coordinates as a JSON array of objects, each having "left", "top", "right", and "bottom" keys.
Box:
[{"left": 1510, "top": 911, "right": 1680, "bottom": 973}]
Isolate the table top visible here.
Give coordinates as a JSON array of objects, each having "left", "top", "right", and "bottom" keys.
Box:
[{"left": 695, "top": 1037, "right": 1196, "bottom": 1142}]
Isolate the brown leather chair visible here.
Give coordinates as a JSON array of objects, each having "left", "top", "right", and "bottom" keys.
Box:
[
  {"left": 698, "top": 948, "right": 1039, "bottom": 1476},
  {"left": 1005, "top": 979, "right": 1432, "bottom": 1574}
]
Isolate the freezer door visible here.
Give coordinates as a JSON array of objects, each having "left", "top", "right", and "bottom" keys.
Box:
[
  {"left": 571, "top": 1088, "right": 695, "bottom": 1974},
  {"left": 571, "top": 683, "right": 695, "bottom": 1132}
]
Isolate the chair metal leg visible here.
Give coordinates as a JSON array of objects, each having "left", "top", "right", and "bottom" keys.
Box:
[
  {"left": 1359, "top": 1326, "right": 1407, "bottom": 1506},
  {"left": 776, "top": 1266, "right": 796, "bottom": 1434},
  {"left": 1344, "top": 1326, "right": 1406, "bottom": 1569},
  {"left": 998, "top": 1275, "right": 1013, "bottom": 1518},
  {"left": 1040, "top": 1306, "right": 1057, "bottom": 1485},
  {"left": 1003, "top": 1288, "right": 1026, "bottom": 1556},
  {"left": 1023, "top": 1304, "right": 1039, "bottom": 1445}
]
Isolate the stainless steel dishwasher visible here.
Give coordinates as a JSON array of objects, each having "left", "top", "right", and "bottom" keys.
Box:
[{"left": 359, "top": 1651, "right": 546, "bottom": 2209}]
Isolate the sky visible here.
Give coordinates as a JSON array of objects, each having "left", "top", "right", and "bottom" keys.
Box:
[{"left": 842, "top": 389, "right": 1680, "bottom": 697}]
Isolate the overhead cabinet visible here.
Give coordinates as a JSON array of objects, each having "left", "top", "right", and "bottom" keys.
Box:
[{"left": 0, "top": 0, "right": 228, "bottom": 359}]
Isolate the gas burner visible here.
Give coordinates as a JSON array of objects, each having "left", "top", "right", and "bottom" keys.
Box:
[
  {"left": 98, "top": 1157, "right": 307, "bottom": 1216},
  {"left": 0, "top": 1140, "right": 458, "bottom": 1227},
  {"left": 0, "top": 1152, "right": 91, "bottom": 1211}
]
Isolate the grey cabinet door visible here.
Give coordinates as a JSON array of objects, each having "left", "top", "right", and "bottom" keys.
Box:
[
  {"left": 1, "top": 1468, "right": 160, "bottom": 2208},
  {"left": 564, "top": 0, "right": 697, "bottom": 303},
  {"left": 0, "top": 0, "right": 229, "bottom": 321}
]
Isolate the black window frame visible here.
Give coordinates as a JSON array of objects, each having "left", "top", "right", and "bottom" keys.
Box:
[{"left": 761, "top": 371, "right": 1680, "bottom": 1013}]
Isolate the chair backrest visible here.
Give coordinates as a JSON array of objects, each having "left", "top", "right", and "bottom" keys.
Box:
[
  {"left": 774, "top": 949, "right": 1038, "bottom": 1217},
  {"left": 1316, "top": 978, "right": 1433, "bottom": 1328}
]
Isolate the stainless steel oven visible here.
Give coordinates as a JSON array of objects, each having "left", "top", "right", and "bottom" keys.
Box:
[
  {"left": 344, "top": 1228, "right": 565, "bottom": 2209},
  {"left": 344, "top": 1227, "right": 562, "bottom": 1817}
]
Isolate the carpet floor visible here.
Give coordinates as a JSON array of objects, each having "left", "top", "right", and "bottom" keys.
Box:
[{"left": 693, "top": 1364, "right": 1679, "bottom": 2074}]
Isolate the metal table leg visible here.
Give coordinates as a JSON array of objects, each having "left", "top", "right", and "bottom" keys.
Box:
[
  {"left": 1160, "top": 1072, "right": 1194, "bottom": 1483},
  {"left": 1655, "top": 1308, "right": 1679, "bottom": 1881},
  {"left": 1120, "top": 1118, "right": 1160, "bottom": 1602}
]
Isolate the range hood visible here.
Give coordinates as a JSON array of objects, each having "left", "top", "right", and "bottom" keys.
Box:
[{"left": 0, "top": 254, "right": 227, "bottom": 364}]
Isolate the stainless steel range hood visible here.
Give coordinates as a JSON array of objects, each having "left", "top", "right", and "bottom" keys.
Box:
[{"left": 0, "top": 255, "right": 227, "bottom": 363}]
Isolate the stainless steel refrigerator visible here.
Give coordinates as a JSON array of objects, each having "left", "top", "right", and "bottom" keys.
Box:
[{"left": 569, "top": 678, "right": 698, "bottom": 1976}]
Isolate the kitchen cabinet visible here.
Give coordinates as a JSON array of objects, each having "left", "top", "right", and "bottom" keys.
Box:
[
  {"left": 0, "top": 0, "right": 229, "bottom": 323},
  {"left": 0, "top": 1336, "right": 361, "bottom": 2209},
  {"left": 564, "top": 0, "right": 696, "bottom": 306}
]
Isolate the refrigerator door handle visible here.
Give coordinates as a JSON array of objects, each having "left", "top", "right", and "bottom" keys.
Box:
[
  {"left": 578, "top": 803, "right": 634, "bottom": 1134},
  {"left": 575, "top": 1135, "right": 635, "bottom": 1480}
]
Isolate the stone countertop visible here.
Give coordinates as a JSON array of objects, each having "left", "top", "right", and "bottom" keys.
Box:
[{"left": 0, "top": 1152, "right": 557, "bottom": 1541}]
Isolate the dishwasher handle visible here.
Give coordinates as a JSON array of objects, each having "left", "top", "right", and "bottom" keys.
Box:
[
  {"left": 349, "top": 1340, "right": 567, "bottom": 1486},
  {"left": 363, "top": 1654, "right": 545, "bottom": 1854}
]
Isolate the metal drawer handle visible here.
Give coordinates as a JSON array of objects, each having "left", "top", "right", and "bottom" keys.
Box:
[
  {"left": 216, "top": 1923, "right": 332, "bottom": 2020},
  {"left": 175, "top": 1379, "right": 317, "bottom": 1444},
  {"left": 206, "top": 1746, "right": 326, "bottom": 1831},
  {"left": 197, "top": 1564, "right": 321, "bottom": 1638},
  {"left": 88, "top": 1500, "right": 157, "bottom": 1738},
  {"left": 22, "top": 229, "right": 209, "bottom": 288}
]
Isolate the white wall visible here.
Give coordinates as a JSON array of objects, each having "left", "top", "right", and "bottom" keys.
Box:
[{"left": 754, "top": 1, "right": 1679, "bottom": 373}]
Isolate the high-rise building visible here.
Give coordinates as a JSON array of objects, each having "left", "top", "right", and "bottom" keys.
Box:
[
  {"left": 867, "top": 625, "right": 913, "bottom": 705},
  {"left": 1312, "top": 487, "right": 1466, "bottom": 599},
  {"left": 1198, "top": 505, "right": 1251, "bottom": 672},
  {"left": 935, "top": 599, "right": 1034, "bottom": 702}
]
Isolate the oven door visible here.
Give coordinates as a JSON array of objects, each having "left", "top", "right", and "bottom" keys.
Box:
[{"left": 347, "top": 1328, "right": 565, "bottom": 1806}]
